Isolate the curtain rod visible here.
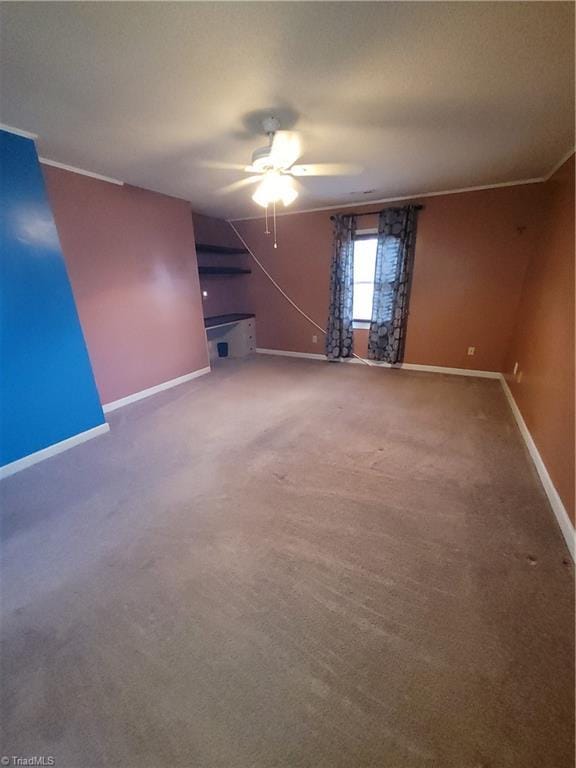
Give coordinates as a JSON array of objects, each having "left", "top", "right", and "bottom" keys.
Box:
[{"left": 329, "top": 204, "right": 424, "bottom": 221}]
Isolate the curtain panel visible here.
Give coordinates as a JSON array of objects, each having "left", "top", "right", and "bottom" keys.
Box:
[
  {"left": 325, "top": 214, "right": 356, "bottom": 360},
  {"left": 367, "top": 206, "right": 419, "bottom": 364}
]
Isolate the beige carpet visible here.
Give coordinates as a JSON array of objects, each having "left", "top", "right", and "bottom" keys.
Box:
[{"left": 1, "top": 355, "right": 573, "bottom": 767}]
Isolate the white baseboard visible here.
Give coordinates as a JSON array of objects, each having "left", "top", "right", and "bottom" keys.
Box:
[
  {"left": 344, "top": 358, "right": 501, "bottom": 378},
  {"left": 500, "top": 377, "right": 575, "bottom": 560},
  {"left": 256, "top": 348, "right": 500, "bottom": 378},
  {"left": 103, "top": 366, "right": 211, "bottom": 413},
  {"left": 0, "top": 423, "right": 110, "bottom": 480},
  {"left": 401, "top": 363, "right": 500, "bottom": 379},
  {"left": 256, "top": 348, "right": 326, "bottom": 361}
]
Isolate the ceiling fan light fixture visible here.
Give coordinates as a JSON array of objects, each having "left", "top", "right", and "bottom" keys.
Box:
[
  {"left": 252, "top": 172, "right": 298, "bottom": 208},
  {"left": 280, "top": 183, "right": 298, "bottom": 207}
]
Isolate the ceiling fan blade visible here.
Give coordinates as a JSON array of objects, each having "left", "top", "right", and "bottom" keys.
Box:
[
  {"left": 197, "top": 160, "right": 250, "bottom": 172},
  {"left": 290, "top": 163, "right": 362, "bottom": 176},
  {"left": 269, "top": 131, "right": 302, "bottom": 169},
  {"left": 215, "top": 176, "right": 262, "bottom": 195}
]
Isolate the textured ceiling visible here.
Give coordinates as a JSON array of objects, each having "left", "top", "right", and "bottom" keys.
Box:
[{"left": 1, "top": 2, "right": 574, "bottom": 218}]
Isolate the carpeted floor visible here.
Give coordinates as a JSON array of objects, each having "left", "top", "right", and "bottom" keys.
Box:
[{"left": 1, "top": 355, "right": 573, "bottom": 767}]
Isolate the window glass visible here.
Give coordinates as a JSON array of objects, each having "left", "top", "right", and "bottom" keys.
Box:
[{"left": 352, "top": 237, "right": 377, "bottom": 321}]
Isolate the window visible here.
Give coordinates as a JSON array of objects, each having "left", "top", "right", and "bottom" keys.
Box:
[
  {"left": 352, "top": 235, "right": 377, "bottom": 324},
  {"left": 353, "top": 232, "right": 401, "bottom": 326}
]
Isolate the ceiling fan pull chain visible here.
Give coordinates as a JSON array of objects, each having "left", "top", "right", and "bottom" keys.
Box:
[
  {"left": 265, "top": 203, "right": 270, "bottom": 235},
  {"left": 273, "top": 199, "right": 278, "bottom": 248}
]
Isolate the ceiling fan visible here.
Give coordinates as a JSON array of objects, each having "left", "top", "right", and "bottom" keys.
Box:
[{"left": 210, "top": 116, "right": 361, "bottom": 210}]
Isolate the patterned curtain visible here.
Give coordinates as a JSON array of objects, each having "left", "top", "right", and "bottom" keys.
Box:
[
  {"left": 325, "top": 215, "right": 356, "bottom": 360},
  {"left": 367, "top": 206, "right": 419, "bottom": 364}
]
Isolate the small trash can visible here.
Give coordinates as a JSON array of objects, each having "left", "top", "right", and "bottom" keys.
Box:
[{"left": 217, "top": 342, "right": 229, "bottom": 358}]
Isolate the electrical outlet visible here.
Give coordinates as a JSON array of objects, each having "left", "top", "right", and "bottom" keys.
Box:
[
  {"left": 467, "top": 346, "right": 475, "bottom": 356},
  {"left": 312, "top": 334, "right": 318, "bottom": 344},
  {"left": 513, "top": 362, "right": 519, "bottom": 376}
]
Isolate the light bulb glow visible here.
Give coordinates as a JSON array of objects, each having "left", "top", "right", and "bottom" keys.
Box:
[{"left": 252, "top": 172, "right": 298, "bottom": 208}]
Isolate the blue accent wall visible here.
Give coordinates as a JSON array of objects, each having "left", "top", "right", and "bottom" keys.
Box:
[{"left": 0, "top": 130, "right": 105, "bottom": 467}]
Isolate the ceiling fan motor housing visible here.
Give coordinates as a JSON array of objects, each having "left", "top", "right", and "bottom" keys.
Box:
[
  {"left": 261, "top": 116, "right": 281, "bottom": 135},
  {"left": 250, "top": 116, "right": 283, "bottom": 171}
]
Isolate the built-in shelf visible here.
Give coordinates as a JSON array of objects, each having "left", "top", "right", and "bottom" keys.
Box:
[
  {"left": 198, "top": 266, "right": 251, "bottom": 276},
  {"left": 204, "top": 313, "right": 255, "bottom": 330},
  {"left": 195, "top": 243, "right": 249, "bottom": 256}
]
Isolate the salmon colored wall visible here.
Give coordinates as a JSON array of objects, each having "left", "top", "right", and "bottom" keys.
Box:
[
  {"left": 193, "top": 213, "right": 254, "bottom": 319},
  {"left": 43, "top": 166, "right": 209, "bottom": 405},
  {"left": 235, "top": 183, "right": 543, "bottom": 371},
  {"left": 505, "top": 156, "right": 575, "bottom": 522},
  {"left": 194, "top": 212, "right": 244, "bottom": 250}
]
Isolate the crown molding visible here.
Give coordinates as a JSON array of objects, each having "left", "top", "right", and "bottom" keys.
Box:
[
  {"left": 0, "top": 123, "right": 124, "bottom": 185},
  {"left": 229, "top": 145, "right": 576, "bottom": 222},
  {"left": 229, "top": 176, "right": 545, "bottom": 222},
  {"left": 39, "top": 158, "right": 124, "bottom": 186},
  {"left": 544, "top": 147, "right": 575, "bottom": 180},
  {"left": 2, "top": 121, "right": 571, "bottom": 214},
  {"left": 0, "top": 123, "right": 38, "bottom": 140}
]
